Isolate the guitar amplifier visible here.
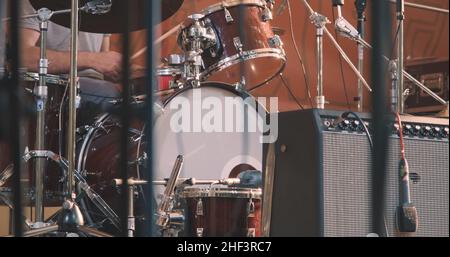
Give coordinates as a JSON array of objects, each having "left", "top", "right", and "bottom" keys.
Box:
[{"left": 270, "top": 109, "right": 449, "bottom": 237}]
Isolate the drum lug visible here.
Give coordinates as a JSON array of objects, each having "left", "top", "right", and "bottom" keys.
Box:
[
  {"left": 196, "top": 198, "right": 204, "bottom": 216},
  {"left": 247, "top": 198, "right": 256, "bottom": 217},
  {"left": 247, "top": 228, "right": 256, "bottom": 237},
  {"left": 233, "top": 37, "right": 244, "bottom": 56},
  {"left": 223, "top": 6, "right": 234, "bottom": 23},
  {"left": 196, "top": 228, "right": 204, "bottom": 237},
  {"left": 261, "top": 6, "right": 273, "bottom": 22},
  {"left": 234, "top": 77, "right": 246, "bottom": 92},
  {"left": 268, "top": 35, "right": 283, "bottom": 49}
]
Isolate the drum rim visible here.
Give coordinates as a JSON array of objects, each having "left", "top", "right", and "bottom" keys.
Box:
[
  {"left": 202, "top": 0, "right": 267, "bottom": 15},
  {"left": 156, "top": 66, "right": 183, "bottom": 76},
  {"left": 201, "top": 48, "right": 286, "bottom": 89},
  {"left": 181, "top": 186, "right": 262, "bottom": 199},
  {"left": 162, "top": 81, "right": 256, "bottom": 108},
  {"left": 22, "top": 72, "right": 68, "bottom": 86}
]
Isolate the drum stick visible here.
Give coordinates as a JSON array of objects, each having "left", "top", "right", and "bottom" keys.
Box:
[{"left": 131, "top": 22, "right": 183, "bottom": 61}]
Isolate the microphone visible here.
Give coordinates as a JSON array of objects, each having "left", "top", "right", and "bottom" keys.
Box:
[
  {"left": 355, "top": 0, "right": 367, "bottom": 35},
  {"left": 218, "top": 170, "right": 263, "bottom": 188},
  {"left": 332, "top": 0, "right": 362, "bottom": 42},
  {"left": 396, "top": 158, "right": 419, "bottom": 232},
  {"left": 81, "top": 0, "right": 112, "bottom": 15}
]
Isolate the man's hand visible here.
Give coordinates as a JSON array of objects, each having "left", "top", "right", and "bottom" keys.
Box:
[{"left": 89, "top": 51, "right": 123, "bottom": 82}]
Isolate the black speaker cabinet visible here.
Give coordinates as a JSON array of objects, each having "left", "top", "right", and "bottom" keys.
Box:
[{"left": 270, "top": 109, "right": 449, "bottom": 237}]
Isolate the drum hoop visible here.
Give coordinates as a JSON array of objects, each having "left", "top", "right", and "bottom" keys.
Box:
[
  {"left": 181, "top": 187, "right": 262, "bottom": 199},
  {"left": 202, "top": 0, "right": 266, "bottom": 15},
  {"left": 162, "top": 82, "right": 250, "bottom": 107},
  {"left": 76, "top": 113, "right": 111, "bottom": 173},
  {"left": 156, "top": 67, "right": 183, "bottom": 76},
  {"left": 160, "top": 82, "right": 270, "bottom": 124},
  {"left": 22, "top": 72, "right": 68, "bottom": 86},
  {"left": 201, "top": 48, "right": 286, "bottom": 87}
]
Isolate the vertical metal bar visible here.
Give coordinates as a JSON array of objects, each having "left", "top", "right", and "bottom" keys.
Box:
[
  {"left": 35, "top": 17, "right": 49, "bottom": 223},
  {"left": 68, "top": 0, "right": 79, "bottom": 198},
  {"left": 316, "top": 27, "right": 324, "bottom": 109},
  {"left": 237, "top": 4, "right": 247, "bottom": 89},
  {"left": 145, "top": 0, "right": 159, "bottom": 237},
  {"left": 371, "top": 0, "right": 392, "bottom": 236},
  {"left": 356, "top": 0, "right": 367, "bottom": 112},
  {"left": 9, "top": 0, "right": 23, "bottom": 237},
  {"left": 396, "top": 0, "right": 405, "bottom": 113},
  {"left": 127, "top": 185, "right": 134, "bottom": 237},
  {"left": 120, "top": 0, "right": 131, "bottom": 237}
]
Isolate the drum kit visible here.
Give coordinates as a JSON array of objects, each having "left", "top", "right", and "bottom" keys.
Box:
[
  {"left": 0, "top": 0, "right": 285, "bottom": 237},
  {"left": 3, "top": 0, "right": 444, "bottom": 238}
]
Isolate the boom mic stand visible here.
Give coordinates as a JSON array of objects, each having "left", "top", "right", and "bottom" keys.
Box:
[
  {"left": 396, "top": 0, "right": 405, "bottom": 113},
  {"left": 329, "top": 4, "right": 449, "bottom": 112}
]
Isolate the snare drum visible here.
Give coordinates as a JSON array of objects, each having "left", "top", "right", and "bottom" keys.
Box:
[
  {"left": 178, "top": 0, "right": 286, "bottom": 90},
  {"left": 181, "top": 186, "right": 262, "bottom": 237}
]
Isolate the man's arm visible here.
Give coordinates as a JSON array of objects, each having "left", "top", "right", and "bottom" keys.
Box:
[{"left": 21, "top": 28, "right": 122, "bottom": 82}]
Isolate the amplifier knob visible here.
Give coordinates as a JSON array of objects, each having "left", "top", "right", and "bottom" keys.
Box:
[
  {"left": 339, "top": 120, "right": 350, "bottom": 130},
  {"left": 441, "top": 127, "right": 449, "bottom": 138},
  {"left": 432, "top": 127, "right": 441, "bottom": 137},
  {"left": 350, "top": 120, "right": 360, "bottom": 131},
  {"left": 421, "top": 126, "right": 432, "bottom": 137},
  {"left": 403, "top": 124, "right": 413, "bottom": 136},
  {"left": 413, "top": 125, "right": 421, "bottom": 136}
]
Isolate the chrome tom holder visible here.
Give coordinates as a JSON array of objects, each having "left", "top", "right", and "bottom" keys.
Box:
[{"left": 178, "top": 14, "right": 217, "bottom": 88}]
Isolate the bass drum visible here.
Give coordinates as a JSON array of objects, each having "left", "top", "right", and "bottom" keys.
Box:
[
  {"left": 76, "top": 113, "right": 147, "bottom": 233},
  {"left": 153, "top": 82, "right": 266, "bottom": 198}
]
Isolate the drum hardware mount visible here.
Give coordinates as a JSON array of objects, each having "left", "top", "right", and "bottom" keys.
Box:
[
  {"left": 112, "top": 178, "right": 147, "bottom": 237},
  {"left": 18, "top": 150, "right": 121, "bottom": 234},
  {"left": 179, "top": 14, "right": 218, "bottom": 88}
]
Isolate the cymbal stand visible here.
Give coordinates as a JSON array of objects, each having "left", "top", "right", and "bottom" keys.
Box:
[
  {"left": 10, "top": 150, "right": 118, "bottom": 236},
  {"left": 301, "top": 0, "right": 373, "bottom": 102},
  {"left": 34, "top": 7, "right": 55, "bottom": 223},
  {"left": 6, "top": 5, "right": 71, "bottom": 227}
]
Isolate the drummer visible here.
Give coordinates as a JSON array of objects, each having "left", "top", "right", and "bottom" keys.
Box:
[{"left": 19, "top": 0, "right": 123, "bottom": 123}]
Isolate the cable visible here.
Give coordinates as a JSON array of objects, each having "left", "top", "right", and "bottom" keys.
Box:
[
  {"left": 395, "top": 112, "right": 406, "bottom": 159},
  {"left": 340, "top": 111, "right": 392, "bottom": 237},
  {"left": 341, "top": 111, "right": 373, "bottom": 148},
  {"left": 279, "top": 74, "right": 305, "bottom": 110},
  {"left": 287, "top": 0, "right": 314, "bottom": 107},
  {"left": 332, "top": 9, "right": 351, "bottom": 110}
]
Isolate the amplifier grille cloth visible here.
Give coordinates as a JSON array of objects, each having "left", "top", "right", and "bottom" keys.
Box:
[{"left": 322, "top": 133, "right": 449, "bottom": 237}]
